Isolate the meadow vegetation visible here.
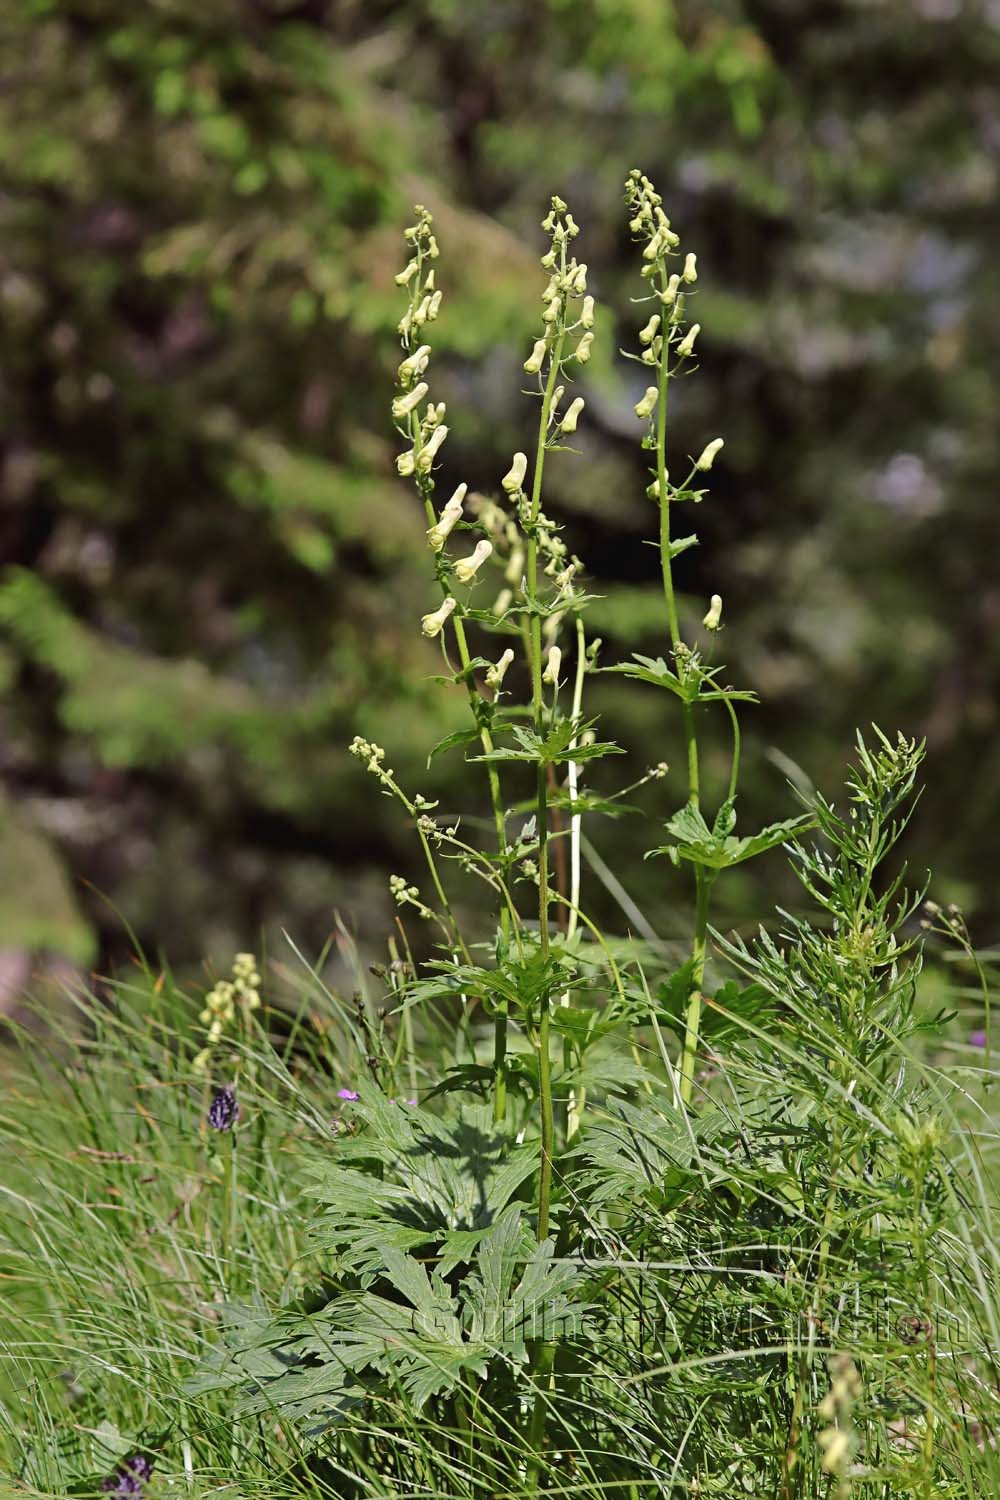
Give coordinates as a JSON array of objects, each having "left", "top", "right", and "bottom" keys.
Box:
[{"left": 1, "top": 178, "right": 998, "bottom": 1500}]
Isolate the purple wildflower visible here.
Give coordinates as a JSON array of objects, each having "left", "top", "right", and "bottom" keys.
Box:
[
  {"left": 337, "top": 1088, "right": 360, "bottom": 1101},
  {"left": 101, "top": 1456, "right": 152, "bottom": 1496},
  {"left": 971, "top": 1030, "right": 988, "bottom": 1049},
  {"left": 208, "top": 1085, "right": 239, "bottom": 1131},
  {"left": 100, "top": 1475, "right": 142, "bottom": 1497}
]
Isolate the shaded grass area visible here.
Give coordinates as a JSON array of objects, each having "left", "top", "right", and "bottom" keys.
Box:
[{"left": 0, "top": 941, "right": 998, "bottom": 1498}]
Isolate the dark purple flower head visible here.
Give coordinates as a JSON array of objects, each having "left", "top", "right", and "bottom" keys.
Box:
[
  {"left": 101, "top": 1475, "right": 142, "bottom": 1497},
  {"left": 101, "top": 1452, "right": 153, "bottom": 1495},
  {"left": 208, "top": 1085, "right": 239, "bottom": 1131}
]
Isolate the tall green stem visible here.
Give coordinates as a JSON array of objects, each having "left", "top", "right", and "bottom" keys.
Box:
[
  {"left": 654, "top": 269, "right": 712, "bottom": 1105},
  {"left": 562, "top": 616, "right": 587, "bottom": 1139},
  {"left": 527, "top": 320, "right": 565, "bottom": 1244},
  {"left": 679, "top": 869, "right": 712, "bottom": 1104},
  {"left": 410, "top": 416, "right": 512, "bottom": 1118}
]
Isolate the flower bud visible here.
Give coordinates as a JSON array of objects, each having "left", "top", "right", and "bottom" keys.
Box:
[
  {"left": 427, "top": 289, "right": 443, "bottom": 320},
  {"left": 396, "top": 449, "right": 416, "bottom": 476},
  {"left": 682, "top": 252, "right": 698, "bottom": 284},
  {"left": 416, "top": 424, "right": 448, "bottom": 473},
  {"left": 574, "top": 331, "right": 593, "bottom": 363},
  {"left": 523, "top": 338, "right": 547, "bottom": 374},
  {"left": 634, "top": 386, "right": 659, "bottom": 420},
  {"left": 453, "top": 538, "right": 493, "bottom": 584},
  {"left": 639, "top": 313, "right": 661, "bottom": 346},
  {"left": 572, "top": 262, "right": 587, "bottom": 293},
  {"left": 676, "top": 323, "right": 700, "bottom": 358},
  {"left": 391, "top": 381, "right": 429, "bottom": 419},
  {"left": 660, "top": 274, "right": 681, "bottom": 307},
  {"left": 560, "top": 396, "right": 585, "bottom": 434},
  {"left": 426, "top": 484, "right": 467, "bottom": 551},
  {"left": 502, "top": 452, "right": 528, "bottom": 493},
  {"left": 394, "top": 260, "right": 418, "bottom": 286},
  {"left": 702, "top": 593, "right": 723, "bottom": 631},
  {"left": 542, "top": 297, "right": 561, "bottom": 324},
  {"left": 695, "top": 437, "right": 724, "bottom": 471},
  {"left": 580, "top": 295, "right": 595, "bottom": 329},
  {"left": 486, "top": 648, "right": 515, "bottom": 689},
  {"left": 543, "top": 645, "right": 562, "bottom": 686},
  {"left": 421, "top": 596, "right": 457, "bottom": 638},
  {"left": 398, "top": 345, "right": 431, "bottom": 383}
]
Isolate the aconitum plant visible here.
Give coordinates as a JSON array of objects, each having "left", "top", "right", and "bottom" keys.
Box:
[
  {"left": 357, "top": 170, "right": 812, "bottom": 1237},
  {"left": 50, "top": 173, "right": 991, "bottom": 1500}
]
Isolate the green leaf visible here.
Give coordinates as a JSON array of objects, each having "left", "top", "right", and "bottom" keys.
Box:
[
  {"left": 427, "top": 725, "right": 480, "bottom": 766},
  {"left": 429, "top": 656, "right": 493, "bottom": 687},
  {"left": 648, "top": 805, "right": 816, "bottom": 871},
  {"left": 602, "top": 652, "right": 758, "bottom": 707},
  {"left": 469, "top": 716, "right": 623, "bottom": 768},
  {"left": 668, "top": 534, "right": 699, "bottom": 559}
]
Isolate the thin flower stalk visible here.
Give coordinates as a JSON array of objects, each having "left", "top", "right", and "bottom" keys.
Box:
[{"left": 394, "top": 209, "right": 513, "bottom": 1114}]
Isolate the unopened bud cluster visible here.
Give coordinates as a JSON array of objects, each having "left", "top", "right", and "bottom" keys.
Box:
[
  {"left": 521, "top": 196, "right": 597, "bottom": 453},
  {"left": 624, "top": 170, "right": 727, "bottom": 562},
  {"left": 193, "top": 952, "right": 261, "bottom": 1072},
  {"left": 394, "top": 208, "right": 449, "bottom": 483},
  {"left": 395, "top": 206, "right": 440, "bottom": 342},
  {"left": 389, "top": 874, "right": 433, "bottom": 920},
  {"left": 816, "top": 1355, "right": 862, "bottom": 1481}
]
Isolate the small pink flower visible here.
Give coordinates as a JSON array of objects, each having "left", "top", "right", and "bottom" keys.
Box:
[
  {"left": 337, "top": 1088, "right": 360, "bottom": 1101},
  {"left": 970, "top": 1030, "right": 988, "bottom": 1049}
]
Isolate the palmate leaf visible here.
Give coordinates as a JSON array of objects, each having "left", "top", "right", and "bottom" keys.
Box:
[
  {"left": 401, "top": 941, "right": 579, "bottom": 1019},
  {"left": 647, "top": 802, "right": 816, "bottom": 871},
  {"left": 462, "top": 1205, "right": 583, "bottom": 1354},
  {"left": 644, "top": 962, "right": 776, "bottom": 1042},
  {"left": 469, "top": 717, "right": 624, "bottom": 767},
  {"left": 571, "top": 1099, "right": 700, "bottom": 1209},
  {"left": 602, "top": 652, "right": 759, "bottom": 707},
  {"left": 302, "top": 1090, "right": 540, "bottom": 1273},
  {"left": 186, "top": 1208, "right": 586, "bottom": 1433}
]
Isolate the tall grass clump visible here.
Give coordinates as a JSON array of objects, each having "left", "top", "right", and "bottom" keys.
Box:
[{"left": 2, "top": 173, "right": 999, "bottom": 1499}]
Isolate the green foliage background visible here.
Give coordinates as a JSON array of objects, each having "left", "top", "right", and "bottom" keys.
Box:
[{"left": 1, "top": 0, "right": 998, "bottom": 972}]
